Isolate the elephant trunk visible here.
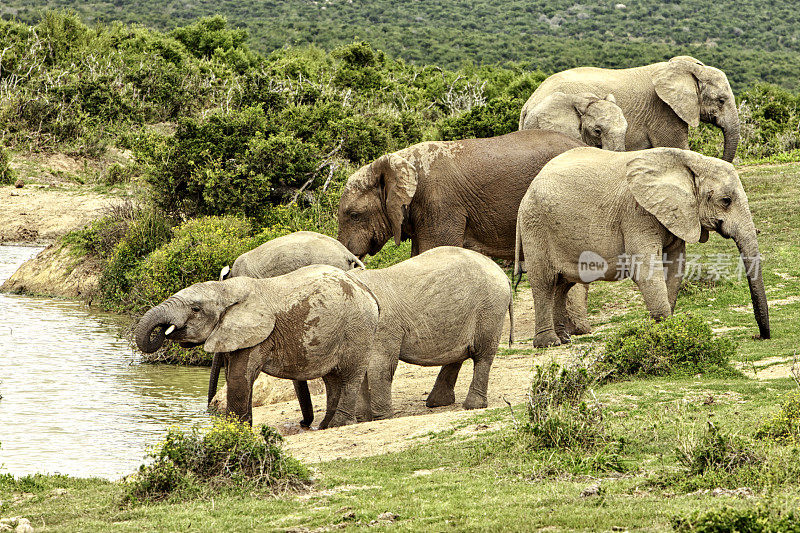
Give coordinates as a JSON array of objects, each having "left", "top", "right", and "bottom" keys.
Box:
[
  {"left": 733, "top": 231, "right": 770, "bottom": 339},
  {"left": 207, "top": 352, "right": 224, "bottom": 405},
  {"left": 721, "top": 114, "right": 740, "bottom": 163},
  {"left": 134, "top": 305, "right": 172, "bottom": 353}
]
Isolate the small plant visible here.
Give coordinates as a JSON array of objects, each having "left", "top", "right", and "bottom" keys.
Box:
[
  {"left": 522, "top": 361, "right": 605, "bottom": 449},
  {"left": 754, "top": 391, "right": 800, "bottom": 445},
  {"left": 672, "top": 504, "right": 800, "bottom": 533},
  {"left": 677, "top": 421, "right": 763, "bottom": 476},
  {"left": 601, "top": 314, "right": 738, "bottom": 379},
  {"left": 0, "top": 144, "right": 14, "bottom": 185},
  {"left": 126, "top": 417, "right": 309, "bottom": 502}
]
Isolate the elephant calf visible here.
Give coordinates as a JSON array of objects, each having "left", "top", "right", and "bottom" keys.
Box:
[
  {"left": 515, "top": 147, "right": 770, "bottom": 347},
  {"left": 134, "top": 266, "right": 380, "bottom": 428},
  {"left": 210, "top": 230, "right": 366, "bottom": 426},
  {"left": 353, "top": 247, "right": 513, "bottom": 419}
]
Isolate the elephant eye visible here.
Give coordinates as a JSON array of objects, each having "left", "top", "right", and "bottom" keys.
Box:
[
  {"left": 349, "top": 211, "right": 361, "bottom": 221},
  {"left": 717, "top": 96, "right": 726, "bottom": 104},
  {"left": 593, "top": 127, "right": 602, "bottom": 136},
  {"left": 191, "top": 305, "right": 201, "bottom": 313},
  {"left": 720, "top": 197, "right": 732, "bottom": 208}
]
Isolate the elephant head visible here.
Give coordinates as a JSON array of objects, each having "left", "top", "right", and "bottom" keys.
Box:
[
  {"left": 134, "top": 278, "right": 273, "bottom": 355},
  {"left": 626, "top": 148, "right": 770, "bottom": 339},
  {"left": 337, "top": 153, "right": 417, "bottom": 258},
  {"left": 652, "top": 56, "right": 739, "bottom": 162},
  {"left": 521, "top": 91, "right": 627, "bottom": 151}
]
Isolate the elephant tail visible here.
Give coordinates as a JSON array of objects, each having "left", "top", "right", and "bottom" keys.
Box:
[
  {"left": 207, "top": 352, "right": 224, "bottom": 406},
  {"left": 507, "top": 286, "right": 514, "bottom": 347},
  {"left": 513, "top": 215, "right": 523, "bottom": 292}
]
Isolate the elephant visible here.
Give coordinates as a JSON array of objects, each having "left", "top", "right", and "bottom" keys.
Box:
[
  {"left": 514, "top": 147, "right": 770, "bottom": 348},
  {"left": 134, "top": 265, "right": 380, "bottom": 427},
  {"left": 294, "top": 246, "right": 513, "bottom": 421},
  {"left": 336, "top": 128, "right": 592, "bottom": 335},
  {"left": 209, "top": 230, "right": 365, "bottom": 427},
  {"left": 521, "top": 56, "right": 740, "bottom": 162},
  {"left": 519, "top": 91, "right": 628, "bottom": 151}
]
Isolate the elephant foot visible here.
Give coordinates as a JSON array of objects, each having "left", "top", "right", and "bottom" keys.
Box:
[
  {"left": 327, "top": 412, "right": 357, "bottom": 428},
  {"left": 556, "top": 330, "right": 571, "bottom": 345},
  {"left": 565, "top": 319, "right": 592, "bottom": 336},
  {"left": 426, "top": 388, "right": 456, "bottom": 408},
  {"left": 299, "top": 418, "right": 313, "bottom": 428},
  {"left": 532, "top": 331, "right": 561, "bottom": 348},
  {"left": 463, "top": 392, "right": 488, "bottom": 410}
]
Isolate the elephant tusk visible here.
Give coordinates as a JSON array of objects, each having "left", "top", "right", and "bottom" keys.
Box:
[
  {"left": 219, "top": 265, "right": 230, "bottom": 281},
  {"left": 164, "top": 324, "right": 176, "bottom": 336}
]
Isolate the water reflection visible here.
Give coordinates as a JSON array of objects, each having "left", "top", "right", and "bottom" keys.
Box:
[{"left": 0, "top": 245, "right": 210, "bottom": 479}]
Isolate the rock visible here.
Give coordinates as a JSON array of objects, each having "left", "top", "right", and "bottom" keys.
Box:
[
  {"left": 209, "top": 374, "right": 325, "bottom": 413},
  {"left": 15, "top": 518, "right": 34, "bottom": 533},
  {"left": 580, "top": 483, "right": 602, "bottom": 497},
  {"left": 14, "top": 179, "right": 24, "bottom": 188}
]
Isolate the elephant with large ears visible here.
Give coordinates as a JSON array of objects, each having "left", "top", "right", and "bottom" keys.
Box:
[
  {"left": 515, "top": 147, "right": 770, "bottom": 347},
  {"left": 351, "top": 246, "right": 513, "bottom": 420},
  {"left": 209, "top": 231, "right": 366, "bottom": 427},
  {"left": 135, "top": 266, "right": 380, "bottom": 428},
  {"left": 523, "top": 56, "right": 740, "bottom": 162},
  {"left": 519, "top": 91, "right": 628, "bottom": 151},
  {"left": 337, "top": 128, "right": 592, "bottom": 335}
]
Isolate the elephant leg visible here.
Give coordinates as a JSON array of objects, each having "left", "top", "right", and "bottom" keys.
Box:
[
  {"left": 564, "top": 284, "right": 592, "bottom": 335},
  {"left": 664, "top": 241, "right": 686, "bottom": 313},
  {"left": 426, "top": 361, "right": 463, "bottom": 407},
  {"left": 463, "top": 338, "right": 499, "bottom": 410},
  {"left": 531, "top": 267, "right": 561, "bottom": 347},
  {"left": 318, "top": 372, "right": 343, "bottom": 429},
  {"left": 356, "top": 374, "right": 372, "bottom": 423},
  {"left": 553, "top": 280, "right": 576, "bottom": 344},
  {"left": 293, "top": 380, "right": 314, "bottom": 428},
  {"left": 632, "top": 248, "right": 671, "bottom": 320},
  {"left": 328, "top": 367, "right": 368, "bottom": 428},
  {"left": 367, "top": 353, "right": 400, "bottom": 420},
  {"left": 224, "top": 352, "right": 254, "bottom": 425}
]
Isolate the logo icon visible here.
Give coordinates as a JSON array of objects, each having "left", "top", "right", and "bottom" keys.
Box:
[{"left": 578, "top": 251, "right": 608, "bottom": 282}]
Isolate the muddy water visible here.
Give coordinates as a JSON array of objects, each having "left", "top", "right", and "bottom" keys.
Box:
[{"left": 0, "top": 245, "right": 211, "bottom": 479}]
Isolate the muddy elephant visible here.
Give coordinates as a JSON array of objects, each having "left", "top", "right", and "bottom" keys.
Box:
[
  {"left": 523, "top": 56, "right": 739, "bottom": 162},
  {"left": 515, "top": 147, "right": 770, "bottom": 347},
  {"left": 337, "top": 128, "right": 591, "bottom": 334},
  {"left": 519, "top": 91, "right": 627, "bottom": 151},
  {"left": 209, "top": 230, "right": 365, "bottom": 426},
  {"left": 134, "top": 266, "right": 380, "bottom": 427}
]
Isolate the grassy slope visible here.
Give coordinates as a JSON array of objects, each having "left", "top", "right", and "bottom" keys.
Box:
[{"left": 3, "top": 163, "right": 800, "bottom": 531}]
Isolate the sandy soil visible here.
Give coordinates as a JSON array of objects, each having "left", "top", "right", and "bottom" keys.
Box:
[{"left": 0, "top": 185, "right": 123, "bottom": 244}]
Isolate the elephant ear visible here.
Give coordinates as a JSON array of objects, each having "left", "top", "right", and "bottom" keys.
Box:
[
  {"left": 626, "top": 149, "right": 702, "bottom": 243},
  {"left": 530, "top": 92, "right": 583, "bottom": 139},
  {"left": 572, "top": 92, "right": 600, "bottom": 116},
  {"left": 204, "top": 295, "right": 276, "bottom": 353},
  {"left": 652, "top": 59, "right": 702, "bottom": 128},
  {"left": 374, "top": 153, "right": 418, "bottom": 245},
  {"left": 605, "top": 93, "right": 617, "bottom": 104}
]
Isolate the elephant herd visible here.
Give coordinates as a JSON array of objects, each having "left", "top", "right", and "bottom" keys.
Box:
[{"left": 135, "top": 56, "right": 770, "bottom": 429}]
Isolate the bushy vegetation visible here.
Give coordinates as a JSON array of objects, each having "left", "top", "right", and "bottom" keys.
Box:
[
  {"left": 755, "top": 391, "right": 800, "bottom": 445},
  {"left": 673, "top": 504, "right": 800, "bottom": 533},
  {"left": 600, "top": 314, "right": 738, "bottom": 379},
  {"left": 522, "top": 361, "right": 606, "bottom": 450},
  {"left": 127, "top": 417, "right": 308, "bottom": 502},
  {"left": 0, "top": 144, "right": 13, "bottom": 184},
  {"left": 677, "top": 421, "right": 763, "bottom": 476}
]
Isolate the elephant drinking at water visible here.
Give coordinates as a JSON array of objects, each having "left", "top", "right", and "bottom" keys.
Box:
[{"left": 134, "top": 266, "right": 380, "bottom": 428}]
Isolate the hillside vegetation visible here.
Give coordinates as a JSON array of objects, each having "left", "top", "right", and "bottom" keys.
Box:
[{"left": 3, "top": 1, "right": 800, "bottom": 89}]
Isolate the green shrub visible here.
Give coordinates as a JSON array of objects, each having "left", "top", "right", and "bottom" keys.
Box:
[
  {"left": 127, "top": 417, "right": 309, "bottom": 502},
  {"left": 754, "top": 391, "right": 800, "bottom": 445},
  {"left": 601, "top": 314, "right": 738, "bottom": 379},
  {"left": 522, "top": 361, "right": 605, "bottom": 450},
  {"left": 0, "top": 145, "right": 14, "bottom": 184},
  {"left": 673, "top": 504, "right": 800, "bottom": 533},
  {"left": 677, "top": 421, "right": 763, "bottom": 476},
  {"left": 127, "top": 216, "right": 254, "bottom": 312}
]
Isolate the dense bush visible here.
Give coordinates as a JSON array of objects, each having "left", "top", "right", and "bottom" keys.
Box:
[
  {"left": 673, "top": 505, "right": 800, "bottom": 533},
  {"left": 754, "top": 391, "right": 800, "bottom": 445},
  {"left": 522, "top": 361, "right": 606, "bottom": 450},
  {"left": 0, "top": 145, "right": 14, "bottom": 184},
  {"left": 677, "top": 421, "right": 762, "bottom": 476},
  {"left": 127, "top": 417, "right": 308, "bottom": 502},
  {"left": 601, "top": 314, "right": 738, "bottom": 379}
]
